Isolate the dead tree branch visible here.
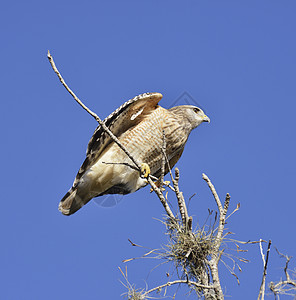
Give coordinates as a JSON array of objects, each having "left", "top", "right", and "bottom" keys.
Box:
[
  {"left": 145, "top": 279, "right": 213, "bottom": 296},
  {"left": 173, "top": 168, "right": 189, "bottom": 228},
  {"left": 257, "top": 239, "right": 272, "bottom": 300},
  {"left": 149, "top": 179, "right": 175, "bottom": 220},
  {"left": 269, "top": 250, "right": 296, "bottom": 298},
  {"left": 159, "top": 130, "right": 166, "bottom": 188},
  {"left": 202, "top": 173, "right": 231, "bottom": 300},
  {"left": 47, "top": 50, "right": 141, "bottom": 171}
]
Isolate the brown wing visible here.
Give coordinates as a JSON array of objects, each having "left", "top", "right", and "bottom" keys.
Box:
[{"left": 72, "top": 92, "right": 163, "bottom": 187}]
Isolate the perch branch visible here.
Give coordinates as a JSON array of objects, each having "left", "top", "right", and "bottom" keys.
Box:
[
  {"left": 148, "top": 178, "right": 175, "bottom": 220},
  {"left": 47, "top": 50, "right": 141, "bottom": 171}
]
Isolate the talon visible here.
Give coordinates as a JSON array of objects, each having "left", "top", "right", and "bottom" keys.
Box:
[{"left": 141, "top": 163, "right": 150, "bottom": 178}]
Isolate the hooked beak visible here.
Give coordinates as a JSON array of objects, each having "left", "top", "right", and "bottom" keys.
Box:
[{"left": 203, "top": 114, "right": 210, "bottom": 123}]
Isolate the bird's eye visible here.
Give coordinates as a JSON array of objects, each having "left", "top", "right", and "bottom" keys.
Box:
[{"left": 193, "top": 108, "right": 200, "bottom": 113}]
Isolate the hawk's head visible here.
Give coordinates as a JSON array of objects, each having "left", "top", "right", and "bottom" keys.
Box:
[{"left": 170, "top": 105, "right": 210, "bottom": 130}]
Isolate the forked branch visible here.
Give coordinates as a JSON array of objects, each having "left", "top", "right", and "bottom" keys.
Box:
[
  {"left": 269, "top": 250, "right": 296, "bottom": 298},
  {"left": 202, "top": 174, "right": 230, "bottom": 258},
  {"left": 257, "top": 240, "right": 272, "bottom": 300}
]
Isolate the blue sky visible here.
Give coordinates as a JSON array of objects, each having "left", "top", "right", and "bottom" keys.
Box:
[{"left": 1, "top": 1, "right": 296, "bottom": 299}]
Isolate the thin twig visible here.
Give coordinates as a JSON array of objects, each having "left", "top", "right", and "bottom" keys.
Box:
[
  {"left": 275, "top": 248, "right": 292, "bottom": 281},
  {"left": 159, "top": 145, "right": 176, "bottom": 192},
  {"left": 127, "top": 239, "right": 143, "bottom": 248},
  {"left": 158, "top": 133, "right": 176, "bottom": 192},
  {"left": 270, "top": 249, "right": 296, "bottom": 297},
  {"left": 226, "top": 203, "right": 240, "bottom": 220},
  {"left": 47, "top": 50, "right": 141, "bottom": 171},
  {"left": 144, "top": 279, "right": 214, "bottom": 296},
  {"left": 257, "top": 240, "right": 272, "bottom": 300},
  {"left": 238, "top": 240, "right": 267, "bottom": 245},
  {"left": 173, "top": 168, "right": 189, "bottom": 228},
  {"left": 202, "top": 173, "right": 223, "bottom": 214},
  {"left": 160, "top": 130, "right": 166, "bottom": 187},
  {"left": 270, "top": 280, "right": 296, "bottom": 295}
]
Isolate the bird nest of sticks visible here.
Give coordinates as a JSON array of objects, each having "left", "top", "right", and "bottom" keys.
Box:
[{"left": 161, "top": 217, "right": 216, "bottom": 284}]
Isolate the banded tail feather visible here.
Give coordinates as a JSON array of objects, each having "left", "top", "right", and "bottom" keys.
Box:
[{"left": 59, "top": 188, "right": 92, "bottom": 216}]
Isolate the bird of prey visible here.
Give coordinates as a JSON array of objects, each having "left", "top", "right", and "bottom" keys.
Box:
[{"left": 59, "top": 92, "right": 210, "bottom": 215}]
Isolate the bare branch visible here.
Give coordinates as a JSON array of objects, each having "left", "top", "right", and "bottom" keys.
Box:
[
  {"left": 144, "top": 279, "right": 214, "bottom": 296},
  {"left": 270, "top": 250, "right": 296, "bottom": 297},
  {"left": 275, "top": 248, "right": 293, "bottom": 281},
  {"left": 202, "top": 174, "right": 232, "bottom": 299},
  {"left": 203, "top": 174, "right": 230, "bottom": 257},
  {"left": 148, "top": 177, "right": 175, "bottom": 220},
  {"left": 224, "top": 193, "right": 230, "bottom": 213},
  {"left": 171, "top": 168, "right": 189, "bottom": 228},
  {"left": 123, "top": 249, "right": 158, "bottom": 263},
  {"left": 257, "top": 240, "right": 272, "bottom": 300},
  {"left": 202, "top": 173, "right": 223, "bottom": 214},
  {"left": 47, "top": 50, "right": 141, "bottom": 171},
  {"left": 259, "top": 239, "right": 266, "bottom": 265},
  {"left": 226, "top": 202, "right": 240, "bottom": 220},
  {"left": 128, "top": 239, "right": 143, "bottom": 247},
  {"left": 159, "top": 130, "right": 166, "bottom": 188},
  {"left": 238, "top": 240, "right": 267, "bottom": 245}
]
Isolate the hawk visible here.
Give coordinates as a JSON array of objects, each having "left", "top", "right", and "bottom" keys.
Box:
[{"left": 59, "top": 92, "right": 210, "bottom": 215}]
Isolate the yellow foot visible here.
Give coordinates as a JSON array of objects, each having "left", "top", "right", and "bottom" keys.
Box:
[{"left": 141, "top": 163, "right": 150, "bottom": 178}]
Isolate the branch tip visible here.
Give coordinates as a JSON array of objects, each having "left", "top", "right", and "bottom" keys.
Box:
[{"left": 202, "top": 173, "right": 208, "bottom": 180}]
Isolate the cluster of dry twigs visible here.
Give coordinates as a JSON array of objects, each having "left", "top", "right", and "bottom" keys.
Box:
[
  {"left": 269, "top": 250, "right": 296, "bottom": 299},
  {"left": 119, "top": 170, "right": 233, "bottom": 299},
  {"left": 48, "top": 51, "right": 295, "bottom": 300}
]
